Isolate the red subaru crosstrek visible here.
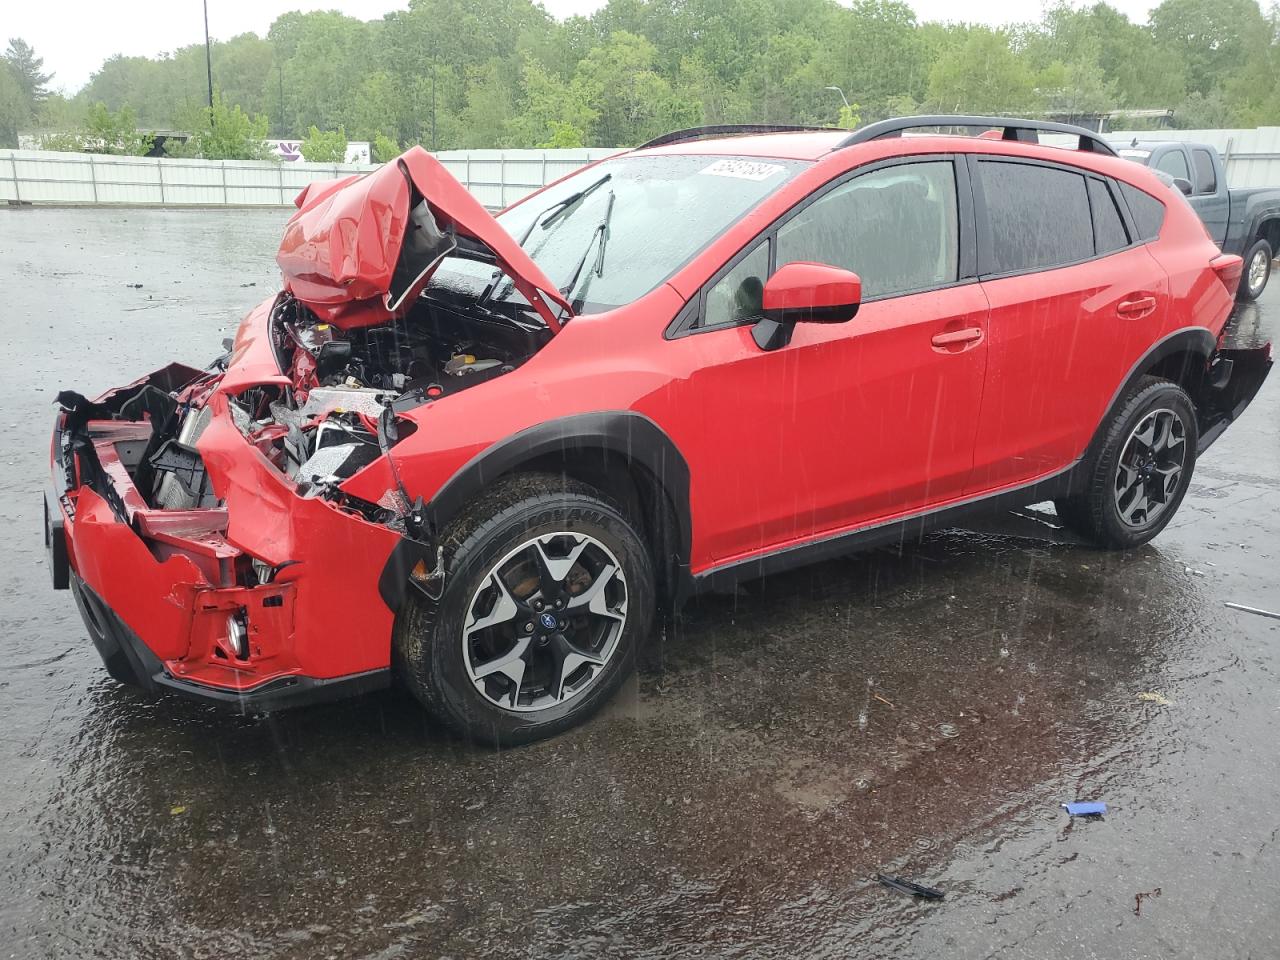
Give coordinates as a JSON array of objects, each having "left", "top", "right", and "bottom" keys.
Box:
[{"left": 48, "top": 116, "right": 1271, "bottom": 744}]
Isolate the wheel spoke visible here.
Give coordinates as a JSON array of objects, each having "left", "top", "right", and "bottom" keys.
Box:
[
  {"left": 566, "top": 562, "right": 626, "bottom": 623},
  {"left": 548, "top": 633, "right": 605, "bottom": 700},
  {"left": 464, "top": 571, "right": 521, "bottom": 637},
  {"left": 471, "top": 636, "right": 531, "bottom": 707},
  {"left": 531, "top": 534, "right": 591, "bottom": 585},
  {"left": 1120, "top": 487, "right": 1149, "bottom": 523}
]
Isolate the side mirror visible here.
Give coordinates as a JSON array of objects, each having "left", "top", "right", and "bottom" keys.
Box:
[
  {"left": 752, "top": 261, "right": 862, "bottom": 351},
  {"left": 1172, "top": 177, "right": 1193, "bottom": 196}
]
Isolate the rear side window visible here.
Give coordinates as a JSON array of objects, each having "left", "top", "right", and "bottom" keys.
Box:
[
  {"left": 1118, "top": 181, "right": 1166, "bottom": 241},
  {"left": 979, "top": 161, "right": 1093, "bottom": 274},
  {"left": 1192, "top": 148, "right": 1217, "bottom": 194},
  {"left": 1088, "top": 178, "right": 1130, "bottom": 254},
  {"left": 1154, "top": 149, "right": 1191, "bottom": 182}
]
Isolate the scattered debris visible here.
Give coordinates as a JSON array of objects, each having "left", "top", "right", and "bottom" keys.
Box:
[
  {"left": 169, "top": 805, "right": 187, "bottom": 816},
  {"left": 240, "top": 281, "right": 257, "bottom": 287},
  {"left": 876, "top": 874, "right": 945, "bottom": 900},
  {"left": 1134, "top": 887, "right": 1162, "bottom": 916},
  {"left": 1137, "top": 692, "right": 1172, "bottom": 706},
  {"left": 1062, "top": 801, "right": 1107, "bottom": 817},
  {"left": 872, "top": 692, "right": 895, "bottom": 708},
  {"left": 125, "top": 282, "right": 143, "bottom": 289},
  {"left": 1224, "top": 602, "right": 1280, "bottom": 621}
]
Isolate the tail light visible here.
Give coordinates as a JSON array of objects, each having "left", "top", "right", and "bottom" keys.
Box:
[{"left": 1210, "top": 253, "right": 1244, "bottom": 294}]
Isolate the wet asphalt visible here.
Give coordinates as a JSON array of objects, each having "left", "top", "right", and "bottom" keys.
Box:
[{"left": 1, "top": 207, "right": 1278, "bottom": 959}]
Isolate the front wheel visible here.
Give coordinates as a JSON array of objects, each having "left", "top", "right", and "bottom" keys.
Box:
[
  {"left": 1238, "top": 238, "right": 1272, "bottom": 302},
  {"left": 1055, "top": 376, "right": 1198, "bottom": 550},
  {"left": 394, "top": 474, "right": 654, "bottom": 747}
]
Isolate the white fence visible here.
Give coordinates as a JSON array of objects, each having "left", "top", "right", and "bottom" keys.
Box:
[
  {"left": 0, "top": 147, "right": 620, "bottom": 209},
  {"left": 3, "top": 129, "right": 1278, "bottom": 209}
]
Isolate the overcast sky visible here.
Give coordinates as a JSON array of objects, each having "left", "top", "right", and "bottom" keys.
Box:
[{"left": 11, "top": 0, "right": 1161, "bottom": 95}]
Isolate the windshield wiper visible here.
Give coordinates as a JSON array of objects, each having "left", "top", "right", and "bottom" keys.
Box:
[
  {"left": 560, "top": 189, "right": 616, "bottom": 304},
  {"left": 477, "top": 172, "right": 613, "bottom": 308}
]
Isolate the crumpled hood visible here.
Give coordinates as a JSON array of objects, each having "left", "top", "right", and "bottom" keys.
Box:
[{"left": 276, "top": 146, "right": 571, "bottom": 331}]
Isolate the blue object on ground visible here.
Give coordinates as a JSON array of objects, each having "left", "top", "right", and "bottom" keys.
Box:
[{"left": 1062, "top": 801, "right": 1107, "bottom": 816}]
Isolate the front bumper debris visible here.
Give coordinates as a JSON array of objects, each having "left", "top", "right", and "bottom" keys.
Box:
[{"left": 49, "top": 361, "right": 415, "bottom": 711}]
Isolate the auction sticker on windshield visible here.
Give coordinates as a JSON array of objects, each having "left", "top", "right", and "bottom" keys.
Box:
[{"left": 699, "top": 158, "right": 786, "bottom": 181}]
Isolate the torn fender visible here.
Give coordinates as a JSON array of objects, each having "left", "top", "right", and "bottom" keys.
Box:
[{"left": 277, "top": 146, "right": 572, "bottom": 331}]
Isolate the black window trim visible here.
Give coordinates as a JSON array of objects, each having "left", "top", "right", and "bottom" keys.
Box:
[
  {"left": 968, "top": 154, "right": 1145, "bottom": 282},
  {"left": 1086, "top": 173, "right": 1134, "bottom": 255},
  {"left": 665, "top": 153, "right": 977, "bottom": 339}
]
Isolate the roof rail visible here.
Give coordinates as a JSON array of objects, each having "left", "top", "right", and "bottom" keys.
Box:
[
  {"left": 835, "top": 115, "right": 1118, "bottom": 157},
  {"left": 636, "top": 124, "right": 835, "bottom": 150}
]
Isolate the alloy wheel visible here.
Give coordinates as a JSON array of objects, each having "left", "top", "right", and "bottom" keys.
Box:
[
  {"left": 462, "top": 532, "right": 628, "bottom": 713},
  {"left": 1113, "top": 407, "right": 1187, "bottom": 527},
  {"left": 1248, "top": 248, "right": 1269, "bottom": 296}
]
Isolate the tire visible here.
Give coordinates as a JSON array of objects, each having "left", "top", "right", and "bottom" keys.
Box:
[
  {"left": 1054, "top": 376, "right": 1198, "bottom": 550},
  {"left": 1238, "top": 237, "right": 1272, "bottom": 302},
  {"left": 394, "top": 473, "right": 654, "bottom": 747}
]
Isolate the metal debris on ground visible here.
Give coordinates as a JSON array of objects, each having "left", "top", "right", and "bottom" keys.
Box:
[
  {"left": 1137, "top": 692, "right": 1172, "bottom": 706},
  {"left": 1224, "top": 601, "right": 1280, "bottom": 621},
  {"left": 1134, "top": 887, "right": 1162, "bottom": 916},
  {"left": 872, "top": 692, "right": 895, "bottom": 708},
  {"left": 876, "top": 874, "right": 945, "bottom": 900},
  {"left": 1061, "top": 801, "right": 1107, "bottom": 817}
]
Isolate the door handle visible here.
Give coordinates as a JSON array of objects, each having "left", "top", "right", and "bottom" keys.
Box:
[
  {"left": 1117, "top": 295, "right": 1157, "bottom": 318},
  {"left": 931, "top": 327, "right": 984, "bottom": 348}
]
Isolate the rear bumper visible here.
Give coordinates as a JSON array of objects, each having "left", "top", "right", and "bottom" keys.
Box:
[{"left": 1198, "top": 345, "right": 1273, "bottom": 453}]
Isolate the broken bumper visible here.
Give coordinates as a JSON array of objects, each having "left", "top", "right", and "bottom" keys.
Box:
[
  {"left": 1198, "top": 345, "right": 1273, "bottom": 454},
  {"left": 48, "top": 368, "right": 410, "bottom": 712}
]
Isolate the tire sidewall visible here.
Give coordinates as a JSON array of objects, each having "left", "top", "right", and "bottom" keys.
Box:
[
  {"left": 1094, "top": 382, "right": 1198, "bottom": 547},
  {"left": 415, "top": 492, "right": 653, "bottom": 745}
]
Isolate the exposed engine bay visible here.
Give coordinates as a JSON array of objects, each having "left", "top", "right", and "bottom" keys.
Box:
[{"left": 226, "top": 292, "right": 550, "bottom": 502}]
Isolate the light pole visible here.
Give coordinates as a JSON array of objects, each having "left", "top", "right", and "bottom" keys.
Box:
[
  {"left": 202, "top": 0, "right": 214, "bottom": 111},
  {"left": 825, "top": 85, "right": 850, "bottom": 110}
]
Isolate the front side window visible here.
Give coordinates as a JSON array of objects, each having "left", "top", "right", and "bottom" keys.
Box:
[
  {"left": 979, "top": 161, "right": 1093, "bottom": 274},
  {"left": 1192, "top": 148, "right": 1217, "bottom": 194},
  {"left": 1154, "top": 149, "right": 1191, "bottom": 182},
  {"left": 428, "top": 155, "right": 804, "bottom": 314},
  {"left": 775, "top": 161, "right": 959, "bottom": 299}
]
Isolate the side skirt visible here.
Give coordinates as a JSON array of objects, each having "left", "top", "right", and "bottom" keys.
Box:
[{"left": 691, "top": 464, "right": 1081, "bottom": 596}]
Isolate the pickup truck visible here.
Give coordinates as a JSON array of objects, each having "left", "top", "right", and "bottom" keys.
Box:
[{"left": 1116, "top": 139, "right": 1280, "bottom": 301}]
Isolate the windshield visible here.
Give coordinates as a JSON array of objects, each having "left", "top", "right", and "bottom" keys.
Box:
[{"left": 428, "top": 154, "right": 805, "bottom": 314}]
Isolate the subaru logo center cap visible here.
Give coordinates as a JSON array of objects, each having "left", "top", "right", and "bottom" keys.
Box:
[{"left": 539, "top": 612, "right": 558, "bottom": 630}]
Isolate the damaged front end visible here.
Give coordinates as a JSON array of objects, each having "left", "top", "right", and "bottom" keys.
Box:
[{"left": 48, "top": 146, "right": 571, "bottom": 711}]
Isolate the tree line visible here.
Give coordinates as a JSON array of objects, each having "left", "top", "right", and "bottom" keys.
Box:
[{"left": 3, "top": 0, "right": 1280, "bottom": 159}]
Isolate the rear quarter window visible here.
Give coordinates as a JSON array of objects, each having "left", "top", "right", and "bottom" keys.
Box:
[{"left": 1117, "top": 181, "right": 1167, "bottom": 241}]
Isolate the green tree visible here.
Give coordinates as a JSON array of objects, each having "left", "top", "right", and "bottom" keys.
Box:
[
  {"left": 0, "top": 61, "right": 25, "bottom": 147},
  {"left": 300, "top": 124, "right": 348, "bottom": 162},
  {"left": 1149, "top": 0, "right": 1269, "bottom": 98},
  {"left": 39, "top": 102, "right": 154, "bottom": 155},
  {"left": 3, "top": 38, "right": 51, "bottom": 109},
  {"left": 177, "top": 91, "right": 271, "bottom": 160},
  {"left": 372, "top": 131, "right": 401, "bottom": 163},
  {"left": 926, "top": 28, "right": 1040, "bottom": 114}
]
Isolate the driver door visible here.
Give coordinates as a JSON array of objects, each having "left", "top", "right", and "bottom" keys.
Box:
[{"left": 664, "top": 157, "right": 991, "bottom": 570}]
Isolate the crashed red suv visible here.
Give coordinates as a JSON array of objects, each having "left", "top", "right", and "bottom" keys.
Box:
[{"left": 48, "top": 116, "right": 1271, "bottom": 745}]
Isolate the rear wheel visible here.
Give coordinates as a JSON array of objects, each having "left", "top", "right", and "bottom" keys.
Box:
[
  {"left": 1238, "top": 238, "right": 1272, "bottom": 302},
  {"left": 1054, "top": 377, "right": 1198, "bottom": 549},
  {"left": 394, "top": 474, "right": 654, "bottom": 746}
]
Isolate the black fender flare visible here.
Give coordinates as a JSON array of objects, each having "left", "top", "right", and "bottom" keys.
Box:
[{"left": 379, "top": 411, "right": 693, "bottom": 612}]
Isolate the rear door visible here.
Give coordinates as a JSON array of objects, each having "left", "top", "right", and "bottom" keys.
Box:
[
  {"left": 967, "top": 157, "right": 1169, "bottom": 493},
  {"left": 665, "top": 156, "right": 991, "bottom": 566}
]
